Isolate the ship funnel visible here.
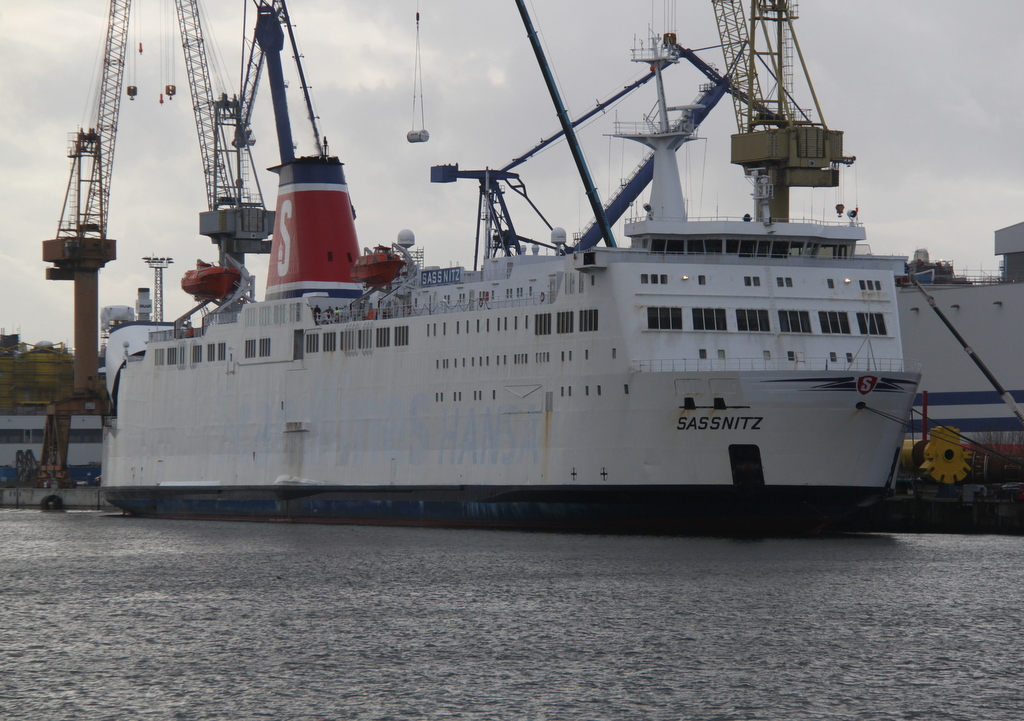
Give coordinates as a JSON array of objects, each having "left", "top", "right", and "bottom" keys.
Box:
[{"left": 265, "top": 157, "right": 363, "bottom": 300}]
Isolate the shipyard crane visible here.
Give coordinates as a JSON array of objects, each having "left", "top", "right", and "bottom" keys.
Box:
[
  {"left": 38, "top": 0, "right": 130, "bottom": 485},
  {"left": 711, "top": 0, "right": 853, "bottom": 221},
  {"left": 174, "top": 0, "right": 273, "bottom": 268},
  {"left": 431, "top": 39, "right": 737, "bottom": 261}
]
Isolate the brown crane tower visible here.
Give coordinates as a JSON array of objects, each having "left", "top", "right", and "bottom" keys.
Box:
[{"left": 37, "top": 0, "right": 131, "bottom": 486}]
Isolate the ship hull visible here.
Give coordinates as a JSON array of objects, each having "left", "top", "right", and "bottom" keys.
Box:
[
  {"left": 102, "top": 483, "right": 888, "bottom": 535},
  {"left": 104, "top": 245, "right": 919, "bottom": 535}
]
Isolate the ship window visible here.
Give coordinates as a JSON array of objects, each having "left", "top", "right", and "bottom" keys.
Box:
[
  {"left": 306, "top": 333, "right": 320, "bottom": 354},
  {"left": 486, "top": 318, "right": 490, "bottom": 332},
  {"left": 358, "top": 329, "right": 372, "bottom": 349},
  {"left": 699, "top": 349, "right": 707, "bottom": 359},
  {"left": 207, "top": 343, "right": 216, "bottom": 360},
  {"left": 323, "top": 332, "right": 337, "bottom": 352},
  {"left": 698, "top": 275, "right": 706, "bottom": 285},
  {"left": 777, "top": 277, "right": 785, "bottom": 287},
  {"left": 830, "top": 352, "right": 838, "bottom": 362},
  {"left": 68, "top": 429, "right": 103, "bottom": 444},
  {"left": 244, "top": 339, "right": 256, "bottom": 359},
  {"left": 818, "top": 311, "right": 851, "bottom": 334},
  {"left": 154, "top": 348, "right": 165, "bottom": 366},
  {"left": 556, "top": 311, "right": 573, "bottom": 334},
  {"left": 859, "top": 280, "right": 866, "bottom": 290},
  {"left": 259, "top": 338, "right": 271, "bottom": 357},
  {"left": 341, "top": 330, "right": 355, "bottom": 352},
  {"left": 856, "top": 312, "right": 887, "bottom": 336},
  {"left": 377, "top": 327, "right": 390, "bottom": 347},
  {"left": 218, "top": 343, "right": 226, "bottom": 361},
  {"left": 787, "top": 351, "right": 796, "bottom": 361},
  {"left": 647, "top": 306, "right": 683, "bottom": 330},
  {"left": 579, "top": 309, "right": 598, "bottom": 332},
  {"left": 744, "top": 276, "right": 760, "bottom": 287},
  {"left": 778, "top": 310, "right": 812, "bottom": 333},
  {"left": 395, "top": 326, "right": 409, "bottom": 346},
  {"left": 597, "top": 385, "right": 602, "bottom": 395},
  {"left": 736, "top": 309, "right": 770, "bottom": 332},
  {"left": 846, "top": 352, "right": 854, "bottom": 363},
  {"left": 786, "top": 278, "right": 793, "bottom": 287},
  {"left": 763, "top": 351, "right": 771, "bottom": 360},
  {"left": 443, "top": 322, "right": 446, "bottom": 336},
  {"left": 827, "top": 278, "right": 835, "bottom": 289},
  {"left": 692, "top": 308, "right": 727, "bottom": 331},
  {"left": 535, "top": 313, "right": 552, "bottom": 335},
  {"left": 476, "top": 319, "right": 480, "bottom": 332},
  {"left": 641, "top": 274, "right": 649, "bottom": 284},
  {"left": 192, "top": 345, "right": 203, "bottom": 363}
]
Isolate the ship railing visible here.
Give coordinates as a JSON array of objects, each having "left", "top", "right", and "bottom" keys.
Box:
[
  {"left": 632, "top": 357, "right": 922, "bottom": 374},
  {"left": 205, "top": 310, "right": 241, "bottom": 327},
  {"left": 623, "top": 212, "right": 864, "bottom": 227},
  {"left": 148, "top": 329, "right": 175, "bottom": 342},
  {"left": 314, "top": 293, "right": 555, "bottom": 326}
]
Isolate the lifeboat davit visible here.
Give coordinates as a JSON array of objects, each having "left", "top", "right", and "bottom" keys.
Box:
[
  {"left": 181, "top": 261, "right": 242, "bottom": 300},
  {"left": 350, "top": 246, "right": 406, "bottom": 287}
]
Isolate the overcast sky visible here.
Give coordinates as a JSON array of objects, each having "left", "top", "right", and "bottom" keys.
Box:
[{"left": 1, "top": 0, "right": 1022, "bottom": 347}]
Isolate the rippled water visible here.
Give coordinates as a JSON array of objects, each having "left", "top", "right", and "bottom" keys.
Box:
[{"left": 1, "top": 510, "right": 1022, "bottom": 720}]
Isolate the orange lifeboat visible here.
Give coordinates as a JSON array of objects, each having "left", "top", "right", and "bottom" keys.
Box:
[
  {"left": 181, "top": 261, "right": 242, "bottom": 300},
  {"left": 350, "top": 246, "right": 406, "bottom": 287}
]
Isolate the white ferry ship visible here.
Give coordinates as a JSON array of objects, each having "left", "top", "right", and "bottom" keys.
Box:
[{"left": 101, "top": 25, "right": 920, "bottom": 534}]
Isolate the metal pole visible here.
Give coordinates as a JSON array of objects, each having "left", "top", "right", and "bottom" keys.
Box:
[{"left": 512, "top": 0, "right": 615, "bottom": 247}]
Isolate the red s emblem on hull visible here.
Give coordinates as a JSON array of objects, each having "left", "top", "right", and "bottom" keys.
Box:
[{"left": 857, "top": 375, "right": 878, "bottom": 395}]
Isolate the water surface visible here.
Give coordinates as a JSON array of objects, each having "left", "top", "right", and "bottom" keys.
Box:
[{"left": 1, "top": 510, "right": 1020, "bottom": 719}]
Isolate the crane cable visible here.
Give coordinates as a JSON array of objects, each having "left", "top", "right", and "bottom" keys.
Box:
[{"left": 408, "top": 2, "right": 429, "bottom": 142}]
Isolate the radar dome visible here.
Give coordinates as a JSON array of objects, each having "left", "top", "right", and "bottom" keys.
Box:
[{"left": 397, "top": 229, "right": 416, "bottom": 248}]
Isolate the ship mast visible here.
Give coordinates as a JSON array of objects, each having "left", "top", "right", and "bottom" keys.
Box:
[{"left": 614, "top": 34, "right": 700, "bottom": 222}]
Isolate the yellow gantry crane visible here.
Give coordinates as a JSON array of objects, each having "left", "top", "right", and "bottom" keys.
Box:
[{"left": 712, "top": 0, "right": 853, "bottom": 221}]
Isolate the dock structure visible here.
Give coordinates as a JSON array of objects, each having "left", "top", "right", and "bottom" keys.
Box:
[
  {"left": 0, "top": 486, "right": 116, "bottom": 511},
  {"left": 837, "top": 486, "right": 1024, "bottom": 534}
]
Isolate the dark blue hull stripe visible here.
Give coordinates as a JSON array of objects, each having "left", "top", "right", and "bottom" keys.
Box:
[{"left": 103, "top": 484, "right": 884, "bottom": 535}]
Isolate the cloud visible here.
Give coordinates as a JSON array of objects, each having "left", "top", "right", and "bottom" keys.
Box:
[{"left": 2, "top": 0, "right": 1023, "bottom": 347}]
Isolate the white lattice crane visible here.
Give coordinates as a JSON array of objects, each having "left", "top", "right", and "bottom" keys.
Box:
[{"left": 175, "top": 0, "right": 273, "bottom": 266}]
